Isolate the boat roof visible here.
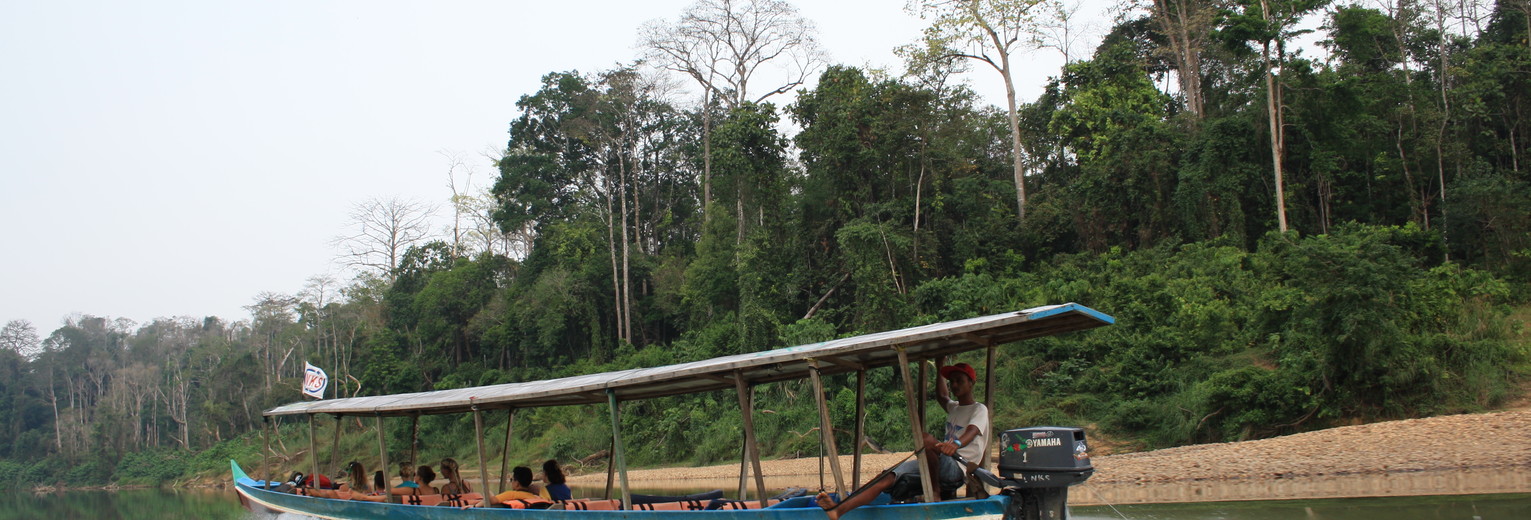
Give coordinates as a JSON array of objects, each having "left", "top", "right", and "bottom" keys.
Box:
[{"left": 264, "top": 303, "right": 1113, "bottom": 418}]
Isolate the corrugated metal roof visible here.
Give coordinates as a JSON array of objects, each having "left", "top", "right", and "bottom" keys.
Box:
[{"left": 265, "top": 303, "right": 1113, "bottom": 417}]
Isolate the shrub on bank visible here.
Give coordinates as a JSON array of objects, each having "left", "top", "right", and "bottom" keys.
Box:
[{"left": 114, "top": 449, "right": 190, "bottom": 486}]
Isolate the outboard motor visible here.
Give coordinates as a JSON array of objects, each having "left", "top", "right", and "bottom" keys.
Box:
[{"left": 973, "top": 427, "right": 1093, "bottom": 520}]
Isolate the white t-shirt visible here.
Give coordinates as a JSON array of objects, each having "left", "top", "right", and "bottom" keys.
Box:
[{"left": 942, "top": 399, "right": 989, "bottom": 462}]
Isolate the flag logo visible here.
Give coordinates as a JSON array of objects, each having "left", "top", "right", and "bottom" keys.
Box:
[{"left": 303, "top": 363, "right": 329, "bottom": 399}]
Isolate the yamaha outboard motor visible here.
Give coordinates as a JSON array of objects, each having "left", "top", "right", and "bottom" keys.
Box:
[{"left": 973, "top": 427, "right": 1093, "bottom": 520}]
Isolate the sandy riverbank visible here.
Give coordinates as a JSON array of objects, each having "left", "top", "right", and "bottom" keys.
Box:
[{"left": 567, "top": 409, "right": 1531, "bottom": 504}]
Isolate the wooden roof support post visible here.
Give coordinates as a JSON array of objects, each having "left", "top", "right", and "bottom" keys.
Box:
[
  {"left": 807, "top": 359, "right": 847, "bottom": 495},
  {"left": 607, "top": 390, "right": 632, "bottom": 510},
  {"left": 261, "top": 416, "right": 271, "bottom": 484},
  {"left": 852, "top": 369, "right": 866, "bottom": 487},
  {"left": 604, "top": 435, "right": 615, "bottom": 499},
  {"left": 473, "top": 405, "right": 491, "bottom": 500},
  {"left": 918, "top": 358, "right": 929, "bottom": 428},
  {"left": 737, "top": 441, "right": 748, "bottom": 500},
  {"left": 410, "top": 414, "right": 421, "bottom": 470},
  {"left": 376, "top": 414, "right": 390, "bottom": 502},
  {"left": 308, "top": 414, "right": 319, "bottom": 489},
  {"left": 984, "top": 343, "right": 997, "bottom": 467},
  {"left": 330, "top": 414, "right": 342, "bottom": 475},
  {"left": 499, "top": 408, "right": 517, "bottom": 494},
  {"left": 734, "top": 371, "right": 767, "bottom": 501},
  {"left": 736, "top": 406, "right": 747, "bottom": 498},
  {"left": 896, "top": 347, "right": 938, "bottom": 502}
]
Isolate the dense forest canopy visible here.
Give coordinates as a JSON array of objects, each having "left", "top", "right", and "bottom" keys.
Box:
[{"left": 1, "top": 0, "right": 1528, "bottom": 487}]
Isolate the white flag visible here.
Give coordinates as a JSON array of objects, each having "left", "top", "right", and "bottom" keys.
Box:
[{"left": 302, "top": 362, "right": 329, "bottom": 399}]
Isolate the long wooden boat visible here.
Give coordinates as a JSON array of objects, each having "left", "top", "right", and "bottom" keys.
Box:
[
  {"left": 234, "top": 460, "right": 1015, "bottom": 519},
  {"left": 235, "top": 303, "right": 1115, "bottom": 519}
]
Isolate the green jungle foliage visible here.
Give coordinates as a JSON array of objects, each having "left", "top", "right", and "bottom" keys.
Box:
[{"left": 1, "top": 1, "right": 1529, "bottom": 488}]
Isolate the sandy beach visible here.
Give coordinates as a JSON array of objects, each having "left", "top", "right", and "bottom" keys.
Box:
[{"left": 566, "top": 409, "right": 1531, "bottom": 504}]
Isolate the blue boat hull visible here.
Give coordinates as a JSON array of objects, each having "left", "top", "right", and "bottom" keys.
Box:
[{"left": 233, "top": 461, "right": 1007, "bottom": 520}]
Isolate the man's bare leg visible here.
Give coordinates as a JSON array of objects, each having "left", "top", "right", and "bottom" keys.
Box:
[
  {"left": 818, "top": 434, "right": 943, "bottom": 520},
  {"left": 816, "top": 472, "right": 894, "bottom": 520}
]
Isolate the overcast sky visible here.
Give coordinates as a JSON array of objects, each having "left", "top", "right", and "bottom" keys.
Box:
[{"left": 0, "top": 0, "right": 1108, "bottom": 334}]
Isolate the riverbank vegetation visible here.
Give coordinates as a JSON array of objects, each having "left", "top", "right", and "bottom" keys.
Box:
[{"left": 1, "top": 0, "right": 1528, "bottom": 488}]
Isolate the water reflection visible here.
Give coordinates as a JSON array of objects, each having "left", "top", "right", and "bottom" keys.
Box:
[
  {"left": 1071, "top": 493, "right": 1531, "bottom": 520},
  {"left": 7, "top": 485, "right": 1529, "bottom": 519},
  {"left": 0, "top": 488, "right": 247, "bottom": 520},
  {"left": 1075, "top": 467, "right": 1531, "bottom": 505}
]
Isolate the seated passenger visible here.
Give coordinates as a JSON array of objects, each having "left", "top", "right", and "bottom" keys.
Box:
[
  {"left": 294, "top": 468, "right": 348, "bottom": 498},
  {"left": 440, "top": 458, "right": 472, "bottom": 495},
  {"left": 474, "top": 466, "right": 549, "bottom": 507},
  {"left": 343, "top": 461, "right": 371, "bottom": 494},
  {"left": 390, "top": 463, "right": 421, "bottom": 495},
  {"left": 290, "top": 470, "right": 337, "bottom": 491},
  {"left": 542, "top": 459, "right": 572, "bottom": 501},
  {"left": 371, "top": 471, "right": 386, "bottom": 495},
  {"left": 416, "top": 464, "right": 441, "bottom": 495},
  {"left": 816, "top": 361, "right": 988, "bottom": 520}
]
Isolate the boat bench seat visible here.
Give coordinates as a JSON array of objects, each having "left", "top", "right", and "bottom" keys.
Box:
[
  {"left": 632, "top": 499, "right": 705, "bottom": 511},
  {"left": 390, "top": 492, "right": 486, "bottom": 507},
  {"left": 708, "top": 499, "right": 781, "bottom": 510},
  {"left": 439, "top": 493, "right": 483, "bottom": 507},
  {"left": 559, "top": 498, "right": 622, "bottom": 510},
  {"left": 502, "top": 498, "right": 555, "bottom": 509},
  {"left": 398, "top": 494, "right": 447, "bottom": 506}
]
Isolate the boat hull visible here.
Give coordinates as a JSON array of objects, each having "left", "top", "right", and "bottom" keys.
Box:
[{"left": 233, "top": 461, "right": 1007, "bottom": 520}]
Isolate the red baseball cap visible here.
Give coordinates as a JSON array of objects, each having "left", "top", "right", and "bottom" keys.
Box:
[{"left": 940, "top": 363, "right": 975, "bottom": 382}]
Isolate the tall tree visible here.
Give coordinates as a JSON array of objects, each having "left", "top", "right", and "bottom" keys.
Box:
[
  {"left": 244, "top": 292, "right": 300, "bottom": 390},
  {"left": 0, "top": 320, "right": 39, "bottom": 359},
  {"left": 333, "top": 197, "right": 439, "bottom": 280},
  {"left": 640, "top": 0, "right": 826, "bottom": 217},
  {"left": 908, "top": 0, "right": 1057, "bottom": 222},
  {"left": 1220, "top": 0, "right": 1329, "bottom": 232},
  {"left": 493, "top": 72, "right": 598, "bottom": 239},
  {"left": 1147, "top": 0, "right": 1221, "bottom": 118},
  {"left": 1047, "top": 38, "right": 1182, "bottom": 250},
  {"left": 440, "top": 149, "right": 476, "bottom": 257}
]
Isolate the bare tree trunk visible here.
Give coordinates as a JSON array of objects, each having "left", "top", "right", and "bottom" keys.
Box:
[
  {"left": 132, "top": 392, "right": 143, "bottom": 449},
  {"left": 168, "top": 372, "right": 192, "bottom": 449},
  {"left": 1435, "top": 12, "right": 1453, "bottom": 259},
  {"left": 1001, "top": 56, "right": 1027, "bottom": 223},
  {"left": 443, "top": 152, "right": 468, "bottom": 256},
  {"left": 703, "top": 94, "right": 713, "bottom": 220},
  {"left": 604, "top": 173, "right": 625, "bottom": 344},
  {"left": 914, "top": 155, "right": 926, "bottom": 265},
  {"left": 1398, "top": 124, "right": 1422, "bottom": 223},
  {"left": 972, "top": 17, "right": 1028, "bottom": 223},
  {"left": 1153, "top": 0, "right": 1208, "bottom": 118},
  {"left": 620, "top": 152, "right": 634, "bottom": 343},
  {"left": 737, "top": 180, "right": 746, "bottom": 244},
  {"left": 48, "top": 370, "right": 62, "bottom": 452},
  {"left": 1261, "top": 0, "right": 1289, "bottom": 232},
  {"left": 1511, "top": 128, "right": 1520, "bottom": 172},
  {"left": 152, "top": 387, "right": 160, "bottom": 447}
]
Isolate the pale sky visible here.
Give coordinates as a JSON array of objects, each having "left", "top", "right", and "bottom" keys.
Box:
[{"left": 0, "top": 0, "right": 1106, "bottom": 334}]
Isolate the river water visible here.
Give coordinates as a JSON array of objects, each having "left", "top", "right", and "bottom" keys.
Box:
[{"left": 4, "top": 488, "right": 1527, "bottom": 519}]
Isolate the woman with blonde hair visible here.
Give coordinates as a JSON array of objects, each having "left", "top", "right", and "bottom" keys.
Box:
[
  {"left": 389, "top": 462, "right": 420, "bottom": 495},
  {"left": 439, "top": 458, "right": 472, "bottom": 495}
]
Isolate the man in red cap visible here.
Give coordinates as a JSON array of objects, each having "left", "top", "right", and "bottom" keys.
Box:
[{"left": 817, "top": 359, "right": 988, "bottom": 519}]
